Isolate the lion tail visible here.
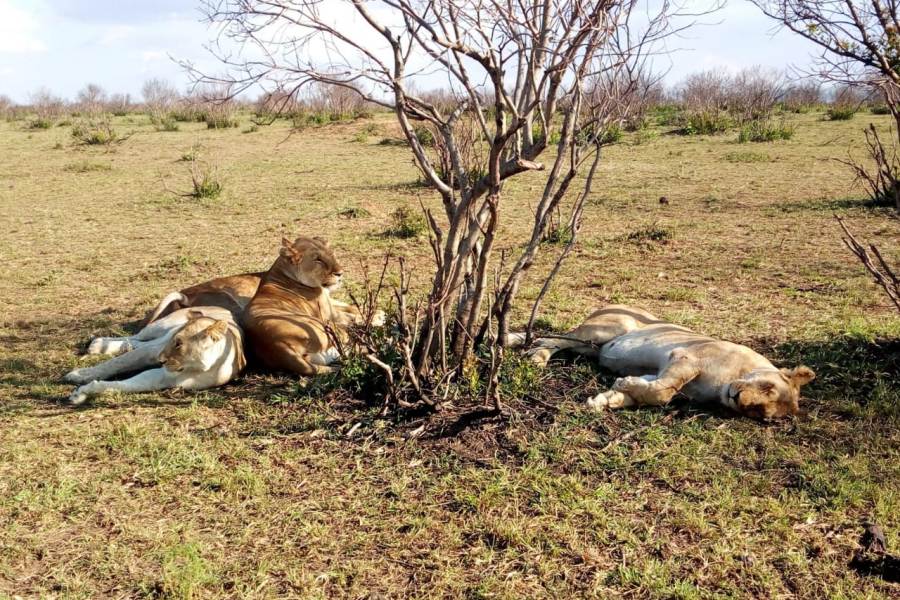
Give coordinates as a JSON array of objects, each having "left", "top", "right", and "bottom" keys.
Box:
[{"left": 146, "top": 291, "right": 189, "bottom": 324}]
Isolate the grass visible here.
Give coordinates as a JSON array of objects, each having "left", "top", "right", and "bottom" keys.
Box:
[
  {"left": 1, "top": 110, "right": 899, "bottom": 598},
  {"left": 737, "top": 119, "right": 795, "bottom": 143}
]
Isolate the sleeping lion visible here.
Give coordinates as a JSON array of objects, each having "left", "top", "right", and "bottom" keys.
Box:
[
  {"left": 526, "top": 305, "right": 815, "bottom": 420},
  {"left": 65, "top": 307, "right": 245, "bottom": 405}
]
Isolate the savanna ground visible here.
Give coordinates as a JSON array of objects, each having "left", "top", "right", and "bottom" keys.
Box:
[{"left": 1, "top": 108, "right": 899, "bottom": 599}]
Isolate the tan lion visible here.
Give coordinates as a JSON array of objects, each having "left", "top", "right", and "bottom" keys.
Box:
[
  {"left": 65, "top": 307, "right": 245, "bottom": 405},
  {"left": 242, "top": 236, "right": 377, "bottom": 376},
  {"left": 526, "top": 305, "right": 815, "bottom": 420}
]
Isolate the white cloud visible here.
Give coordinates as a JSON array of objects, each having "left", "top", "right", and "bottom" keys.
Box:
[
  {"left": 0, "top": 0, "right": 46, "bottom": 54},
  {"left": 98, "top": 25, "right": 136, "bottom": 46},
  {"left": 141, "top": 50, "right": 166, "bottom": 62}
]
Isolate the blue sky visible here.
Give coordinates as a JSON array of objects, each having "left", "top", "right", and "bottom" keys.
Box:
[{"left": 0, "top": 0, "right": 823, "bottom": 103}]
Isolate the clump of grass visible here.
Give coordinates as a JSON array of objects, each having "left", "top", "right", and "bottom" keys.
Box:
[
  {"left": 826, "top": 106, "right": 856, "bottom": 121},
  {"left": 155, "top": 118, "right": 180, "bottom": 132},
  {"left": 870, "top": 105, "right": 892, "bottom": 115},
  {"left": 337, "top": 206, "right": 370, "bottom": 219},
  {"left": 27, "top": 118, "right": 54, "bottom": 129},
  {"left": 633, "top": 128, "right": 659, "bottom": 145},
  {"left": 189, "top": 160, "right": 223, "bottom": 199},
  {"left": 63, "top": 160, "right": 113, "bottom": 173},
  {"left": 242, "top": 124, "right": 259, "bottom": 134},
  {"left": 676, "top": 111, "right": 732, "bottom": 135},
  {"left": 205, "top": 115, "right": 239, "bottom": 129},
  {"left": 378, "top": 137, "right": 407, "bottom": 146},
  {"left": 737, "top": 119, "right": 795, "bottom": 143},
  {"left": 71, "top": 118, "right": 129, "bottom": 146},
  {"left": 386, "top": 205, "right": 427, "bottom": 238},
  {"left": 626, "top": 224, "right": 671, "bottom": 244},
  {"left": 179, "top": 143, "right": 203, "bottom": 162},
  {"left": 542, "top": 224, "right": 574, "bottom": 245},
  {"left": 724, "top": 151, "right": 772, "bottom": 163},
  {"left": 414, "top": 126, "right": 435, "bottom": 147}
]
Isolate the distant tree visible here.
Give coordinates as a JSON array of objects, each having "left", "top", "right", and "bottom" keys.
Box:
[
  {"left": 141, "top": 78, "right": 180, "bottom": 122},
  {"left": 728, "top": 66, "right": 787, "bottom": 122},
  {"left": 76, "top": 83, "right": 107, "bottom": 116},
  {"left": 107, "top": 93, "right": 133, "bottom": 116},
  {"left": 29, "top": 88, "right": 65, "bottom": 126}
]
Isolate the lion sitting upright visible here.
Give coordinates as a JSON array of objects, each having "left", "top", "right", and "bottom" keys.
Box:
[
  {"left": 242, "top": 236, "right": 373, "bottom": 376},
  {"left": 527, "top": 305, "right": 815, "bottom": 420}
]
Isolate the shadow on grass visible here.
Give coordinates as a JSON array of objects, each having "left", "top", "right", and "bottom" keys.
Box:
[
  {"left": 754, "top": 333, "right": 900, "bottom": 421},
  {"left": 776, "top": 196, "right": 897, "bottom": 213}
]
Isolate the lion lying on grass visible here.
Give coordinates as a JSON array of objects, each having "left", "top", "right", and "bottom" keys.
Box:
[
  {"left": 242, "top": 236, "right": 377, "bottom": 376},
  {"left": 65, "top": 307, "right": 245, "bottom": 405},
  {"left": 526, "top": 305, "right": 815, "bottom": 420}
]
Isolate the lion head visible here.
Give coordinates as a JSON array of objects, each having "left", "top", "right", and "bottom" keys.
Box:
[
  {"left": 727, "top": 366, "right": 815, "bottom": 420},
  {"left": 278, "top": 236, "right": 344, "bottom": 289},
  {"left": 158, "top": 312, "right": 230, "bottom": 373}
]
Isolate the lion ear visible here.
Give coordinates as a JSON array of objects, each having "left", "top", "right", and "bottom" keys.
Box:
[
  {"left": 203, "top": 320, "right": 229, "bottom": 341},
  {"left": 187, "top": 309, "right": 206, "bottom": 320},
  {"left": 782, "top": 366, "right": 816, "bottom": 388},
  {"left": 279, "top": 237, "right": 302, "bottom": 262}
]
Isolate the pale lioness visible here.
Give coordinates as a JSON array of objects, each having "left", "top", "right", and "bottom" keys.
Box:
[
  {"left": 242, "top": 236, "right": 373, "bottom": 376},
  {"left": 526, "top": 305, "right": 815, "bottom": 420},
  {"left": 65, "top": 307, "right": 245, "bottom": 405}
]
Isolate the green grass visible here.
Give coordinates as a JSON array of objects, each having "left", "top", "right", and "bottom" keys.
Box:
[{"left": 0, "top": 110, "right": 898, "bottom": 598}]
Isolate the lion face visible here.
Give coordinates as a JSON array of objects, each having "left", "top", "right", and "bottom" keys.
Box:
[
  {"left": 279, "top": 236, "right": 344, "bottom": 289},
  {"left": 727, "top": 366, "right": 815, "bottom": 420},
  {"left": 158, "top": 313, "right": 229, "bottom": 373}
]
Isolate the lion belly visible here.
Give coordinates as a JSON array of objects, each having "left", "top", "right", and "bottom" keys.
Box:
[{"left": 598, "top": 325, "right": 712, "bottom": 376}]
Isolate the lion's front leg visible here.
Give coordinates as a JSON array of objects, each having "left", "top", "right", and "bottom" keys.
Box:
[
  {"left": 612, "top": 355, "right": 700, "bottom": 407},
  {"left": 330, "top": 300, "right": 385, "bottom": 328}
]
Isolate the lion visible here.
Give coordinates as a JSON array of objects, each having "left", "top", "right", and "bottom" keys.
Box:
[
  {"left": 242, "top": 236, "right": 376, "bottom": 376},
  {"left": 525, "top": 305, "right": 815, "bottom": 420},
  {"left": 65, "top": 307, "right": 245, "bottom": 405},
  {"left": 143, "top": 271, "right": 265, "bottom": 323}
]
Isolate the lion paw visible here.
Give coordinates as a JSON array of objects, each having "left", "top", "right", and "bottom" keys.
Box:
[
  {"left": 68, "top": 387, "right": 90, "bottom": 406},
  {"left": 64, "top": 369, "right": 90, "bottom": 384},
  {"left": 526, "top": 347, "right": 552, "bottom": 367},
  {"left": 613, "top": 376, "right": 647, "bottom": 393},
  {"left": 586, "top": 393, "right": 610, "bottom": 411}
]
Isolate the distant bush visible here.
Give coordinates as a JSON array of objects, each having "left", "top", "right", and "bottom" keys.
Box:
[
  {"left": 71, "top": 118, "right": 129, "bottom": 146},
  {"left": 28, "top": 118, "right": 54, "bottom": 130},
  {"left": 782, "top": 81, "right": 823, "bottom": 113},
  {"left": 827, "top": 107, "right": 856, "bottom": 121},
  {"left": 205, "top": 115, "right": 239, "bottom": 129},
  {"left": 386, "top": 206, "right": 427, "bottom": 238},
  {"left": 63, "top": 160, "right": 113, "bottom": 173},
  {"left": 870, "top": 105, "right": 892, "bottom": 115},
  {"left": 189, "top": 159, "right": 223, "bottom": 199},
  {"left": 677, "top": 111, "right": 732, "bottom": 135},
  {"left": 737, "top": 119, "right": 795, "bottom": 143}
]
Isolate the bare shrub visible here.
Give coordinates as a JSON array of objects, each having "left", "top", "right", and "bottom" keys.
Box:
[
  {"left": 142, "top": 78, "right": 180, "bottom": 124},
  {"left": 76, "top": 83, "right": 107, "bottom": 116},
  {"left": 728, "top": 66, "right": 786, "bottom": 122},
  {"left": 783, "top": 81, "right": 823, "bottom": 112},
  {"left": 193, "top": 82, "right": 239, "bottom": 129},
  {"left": 837, "top": 216, "right": 900, "bottom": 312},
  {"left": 0, "top": 95, "right": 13, "bottom": 120},
  {"left": 678, "top": 69, "right": 731, "bottom": 113},
  {"left": 28, "top": 88, "right": 65, "bottom": 128},
  {"left": 107, "top": 93, "right": 134, "bottom": 116},
  {"left": 307, "top": 82, "right": 369, "bottom": 120},
  {"left": 839, "top": 124, "right": 900, "bottom": 210},
  {"left": 197, "top": 0, "right": 703, "bottom": 413}
]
